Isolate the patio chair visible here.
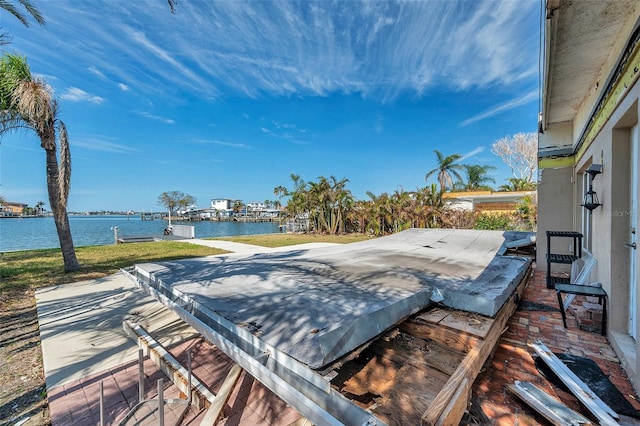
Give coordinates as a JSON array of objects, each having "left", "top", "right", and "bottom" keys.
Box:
[{"left": 555, "top": 250, "right": 607, "bottom": 335}]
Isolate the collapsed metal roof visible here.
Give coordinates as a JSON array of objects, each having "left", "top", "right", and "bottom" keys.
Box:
[{"left": 125, "top": 229, "right": 531, "bottom": 425}]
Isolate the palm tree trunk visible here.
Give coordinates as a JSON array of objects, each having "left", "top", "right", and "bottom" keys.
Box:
[{"left": 45, "top": 147, "right": 79, "bottom": 271}]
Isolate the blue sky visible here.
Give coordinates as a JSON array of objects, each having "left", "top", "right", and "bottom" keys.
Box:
[{"left": 0, "top": 0, "right": 540, "bottom": 212}]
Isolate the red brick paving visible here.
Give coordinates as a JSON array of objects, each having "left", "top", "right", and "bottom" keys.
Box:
[
  {"left": 472, "top": 268, "right": 640, "bottom": 425},
  {"left": 48, "top": 338, "right": 301, "bottom": 426},
  {"left": 48, "top": 267, "right": 640, "bottom": 425}
]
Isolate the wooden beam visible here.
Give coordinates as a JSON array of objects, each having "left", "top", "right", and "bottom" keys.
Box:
[
  {"left": 399, "top": 320, "right": 479, "bottom": 354},
  {"left": 371, "top": 336, "right": 463, "bottom": 377},
  {"left": 199, "top": 363, "right": 243, "bottom": 426},
  {"left": 421, "top": 265, "right": 532, "bottom": 426},
  {"left": 436, "top": 378, "right": 472, "bottom": 426}
]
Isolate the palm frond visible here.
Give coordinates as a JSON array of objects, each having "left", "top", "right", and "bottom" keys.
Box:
[
  {"left": 13, "top": 78, "right": 53, "bottom": 133},
  {"left": 0, "top": 53, "right": 31, "bottom": 109},
  {"left": 0, "top": 0, "right": 28, "bottom": 26},
  {"left": 0, "top": 111, "right": 32, "bottom": 134},
  {"left": 17, "top": 0, "right": 44, "bottom": 25},
  {"left": 57, "top": 120, "right": 71, "bottom": 206}
]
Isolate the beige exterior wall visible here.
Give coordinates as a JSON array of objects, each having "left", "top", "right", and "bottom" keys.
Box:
[
  {"left": 536, "top": 167, "right": 574, "bottom": 271},
  {"left": 539, "top": 59, "right": 640, "bottom": 389},
  {"left": 574, "top": 83, "right": 640, "bottom": 383}
]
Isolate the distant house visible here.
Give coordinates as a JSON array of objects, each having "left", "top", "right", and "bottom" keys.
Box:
[
  {"left": 443, "top": 191, "right": 535, "bottom": 213},
  {"left": 0, "top": 201, "right": 28, "bottom": 216},
  {"left": 211, "top": 198, "right": 234, "bottom": 211},
  {"left": 247, "top": 202, "right": 267, "bottom": 211}
]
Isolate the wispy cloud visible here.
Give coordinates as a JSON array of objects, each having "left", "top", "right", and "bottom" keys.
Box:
[
  {"left": 136, "top": 111, "right": 174, "bottom": 124},
  {"left": 88, "top": 65, "right": 106, "bottom": 80},
  {"left": 1, "top": 142, "right": 40, "bottom": 152},
  {"left": 61, "top": 87, "right": 104, "bottom": 104},
  {"left": 14, "top": 1, "right": 539, "bottom": 104},
  {"left": 197, "top": 139, "right": 250, "bottom": 149},
  {"left": 118, "top": 83, "right": 129, "bottom": 91},
  {"left": 458, "top": 89, "right": 538, "bottom": 127},
  {"left": 460, "top": 146, "right": 485, "bottom": 161},
  {"left": 374, "top": 114, "right": 383, "bottom": 134},
  {"left": 72, "top": 136, "right": 140, "bottom": 153},
  {"left": 260, "top": 120, "right": 309, "bottom": 144}
]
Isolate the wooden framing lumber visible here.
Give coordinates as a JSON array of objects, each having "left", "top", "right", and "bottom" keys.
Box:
[
  {"left": 421, "top": 264, "right": 532, "bottom": 426},
  {"left": 199, "top": 364, "right": 243, "bottom": 426},
  {"left": 399, "top": 320, "right": 479, "bottom": 354}
]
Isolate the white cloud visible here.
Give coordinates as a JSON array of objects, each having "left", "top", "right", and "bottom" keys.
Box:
[
  {"left": 137, "top": 111, "right": 174, "bottom": 124},
  {"left": 458, "top": 89, "right": 538, "bottom": 127},
  {"left": 460, "top": 147, "right": 485, "bottom": 161},
  {"left": 61, "top": 87, "right": 104, "bottom": 104},
  {"left": 118, "top": 83, "right": 129, "bottom": 91},
  {"left": 88, "top": 65, "right": 106, "bottom": 80},
  {"left": 20, "top": 1, "right": 539, "bottom": 103},
  {"left": 209, "top": 140, "right": 249, "bottom": 149},
  {"left": 72, "top": 136, "right": 139, "bottom": 153}
]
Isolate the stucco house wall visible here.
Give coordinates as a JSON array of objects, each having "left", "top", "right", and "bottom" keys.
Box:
[{"left": 538, "top": 1, "right": 640, "bottom": 390}]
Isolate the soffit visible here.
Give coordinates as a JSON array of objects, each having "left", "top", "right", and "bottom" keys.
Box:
[{"left": 544, "top": 0, "right": 636, "bottom": 127}]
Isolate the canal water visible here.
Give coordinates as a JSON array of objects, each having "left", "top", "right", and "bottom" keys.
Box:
[{"left": 0, "top": 215, "right": 280, "bottom": 252}]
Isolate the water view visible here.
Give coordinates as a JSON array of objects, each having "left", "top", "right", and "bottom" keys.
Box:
[{"left": 0, "top": 215, "right": 279, "bottom": 252}]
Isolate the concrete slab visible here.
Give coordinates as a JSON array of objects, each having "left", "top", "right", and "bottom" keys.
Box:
[
  {"left": 35, "top": 274, "right": 199, "bottom": 390},
  {"left": 133, "top": 229, "right": 532, "bottom": 369}
]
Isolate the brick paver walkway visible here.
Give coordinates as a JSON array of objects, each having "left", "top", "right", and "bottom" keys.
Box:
[
  {"left": 473, "top": 268, "right": 640, "bottom": 425},
  {"left": 48, "top": 338, "right": 301, "bottom": 425}
]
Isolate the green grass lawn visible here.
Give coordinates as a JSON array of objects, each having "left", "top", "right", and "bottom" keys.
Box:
[
  {"left": 212, "top": 233, "right": 375, "bottom": 247},
  {"left": 1, "top": 234, "right": 374, "bottom": 301},
  {"left": 0, "top": 241, "right": 227, "bottom": 296}
]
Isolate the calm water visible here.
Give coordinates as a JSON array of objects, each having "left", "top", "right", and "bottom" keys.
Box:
[{"left": 0, "top": 215, "right": 280, "bottom": 252}]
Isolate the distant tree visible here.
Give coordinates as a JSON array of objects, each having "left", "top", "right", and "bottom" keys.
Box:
[
  {"left": 498, "top": 177, "right": 537, "bottom": 192},
  {"left": 157, "top": 191, "right": 195, "bottom": 216},
  {"left": 425, "top": 150, "right": 465, "bottom": 191},
  {"left": 516, "top": 194, "right": 537, "bottom": 231},
  {"left": 35, "top": 200, "right": 45, "bottom": 215},
  {"left": 491, "top": 132, "right": 538, "bottom": 183},
  {"left": 459, "top": 164, "right": 496, "bottom": 191},
  {"left": 0, "top": 53, "right": 79, "bottom": 271},
  {"left": 233, "top": 200, "right": 244, "bottom": 215},
  {"left": 0, "top": 0, "right": 45, "bottom": 45},
  {"left": 273, "top": 185, "right": 288, "bottom": 200}
]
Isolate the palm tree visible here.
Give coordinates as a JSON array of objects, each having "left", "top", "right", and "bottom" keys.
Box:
[
  {"left": 0, "top": 0, "right": 45, "bottom": 45},
  {"left": 233, "top": 200, "right": 244, "bottom": 215},
  {"left": 0, "top": 54, "right": 79, "bottom": 271},
  {"left": 366, "top": 191, "right": 391, "bottom": 235},
  {"left": 498, "top": 177, "right": 537, "bottom": 192},
  {"left": 425, "top": 150, "right": 465, "bottom": 191},
  {"left": 390, "top": 187, "right": 412, "bottom": 233},
  {"left": 461, "top": 164, "right": 496, "bottom": 191},
  {"left": 35, "top": 200, "right": 45, "bottom": 215}
]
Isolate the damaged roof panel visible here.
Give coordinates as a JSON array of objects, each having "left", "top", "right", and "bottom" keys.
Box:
[{"left": 134, "top": 229, "right": 531, "bottom": 369}]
